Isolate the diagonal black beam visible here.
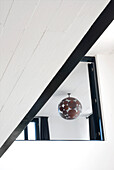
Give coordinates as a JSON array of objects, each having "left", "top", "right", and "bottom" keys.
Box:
[{"left": 0, "top": 0, "right": 114, "bottom": 157}]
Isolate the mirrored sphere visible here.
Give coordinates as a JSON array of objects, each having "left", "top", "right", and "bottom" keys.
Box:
[{"left": 58, "top": 96, "right": 82, "bottom": 120}]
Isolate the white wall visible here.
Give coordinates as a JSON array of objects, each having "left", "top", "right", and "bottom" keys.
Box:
[
  {"left": 96, "top": 54, "right": 114, "bottom": 141},
  {"left": 49, "top": 116, "right": 90, "bottom": 140},
  {"left": 0, "top": 54, "right": 114, "bottom": 170}
]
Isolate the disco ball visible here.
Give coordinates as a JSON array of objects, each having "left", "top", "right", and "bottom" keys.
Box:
[{"left": 58, "top": 93, "right": 82, "bottom": 120}]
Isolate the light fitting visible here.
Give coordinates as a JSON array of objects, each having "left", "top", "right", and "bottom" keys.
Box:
[{"left": 58, "top": 93, "right": 82, "bottom": 120}]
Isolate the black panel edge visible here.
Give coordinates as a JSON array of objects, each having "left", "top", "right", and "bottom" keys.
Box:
[
  {"left": 88, "top": 60, "right": 104, "bottom": 141},
  {"left": 81, "top": 56, "right": 95, "bottom": 62},
  {"left": 94, "top": 59, "right": 104, "bottom": 140},
  {"left": 0, "top": 0, "right": 114, "bottom": 157}
]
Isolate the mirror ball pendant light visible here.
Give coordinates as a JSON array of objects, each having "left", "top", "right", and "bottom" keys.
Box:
[{"left": 58, "top": 93, "right": 82, "bottom": 120}]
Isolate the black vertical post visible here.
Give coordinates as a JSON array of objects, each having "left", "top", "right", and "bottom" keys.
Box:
[
  {"left": 89, "top": 114, "right": 97, "bottom": 140},
  {"left": 34, "top": 118, "right": 39, "bottom": 140},
  {"left": 40, "top": 117, "right": 50, "bottom": 140},
  {"left": 88, "top": 62, "right": 104, "bottom": 140},
  {"left": 24, "top": 127, "right": 28, "bottom": 140}
]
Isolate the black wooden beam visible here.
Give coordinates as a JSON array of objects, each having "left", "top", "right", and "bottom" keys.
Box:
[{"left": 0, "top": 0, "right": 114, "bottom": 157}]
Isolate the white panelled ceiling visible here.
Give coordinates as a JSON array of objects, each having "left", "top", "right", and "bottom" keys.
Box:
[{"left": 0, "top": 0, "right": 110, "bottom": 144}]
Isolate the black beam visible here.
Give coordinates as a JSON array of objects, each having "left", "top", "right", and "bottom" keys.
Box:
[{"left": 0, "top": 0, "right": 114, "bottom": 157}]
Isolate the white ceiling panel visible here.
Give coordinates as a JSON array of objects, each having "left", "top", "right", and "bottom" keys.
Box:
[
  {"left": 0, "top": 28, "right": 24, "bottom": 79},
  {"left": 0, "top": 0, "right": 62, "bottom": 112},
  {"left": 0, "top": 30, "right": 47, "bottom": 112},
  {"left": 2, "top": 0, "right": 39, "bottom": 30},
  {"left": 0, "top": 0, "right": 39, "bottom": 79},
  {"left": 47, "top": 0, "right": 86, "bottom": 32},
  {"left": 0, "top": 0, "right": 14, "bottom": 27},
  {"left": 0, "top": 31, "right": 64, "bottom": 115},
  {"left": 27, "top": 0, "right": 62, "bottom": 32}
]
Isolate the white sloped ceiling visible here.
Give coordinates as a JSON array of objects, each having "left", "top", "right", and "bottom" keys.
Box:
[{"left": 0, "top": 0, "right": 110, "bottom": 147}]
